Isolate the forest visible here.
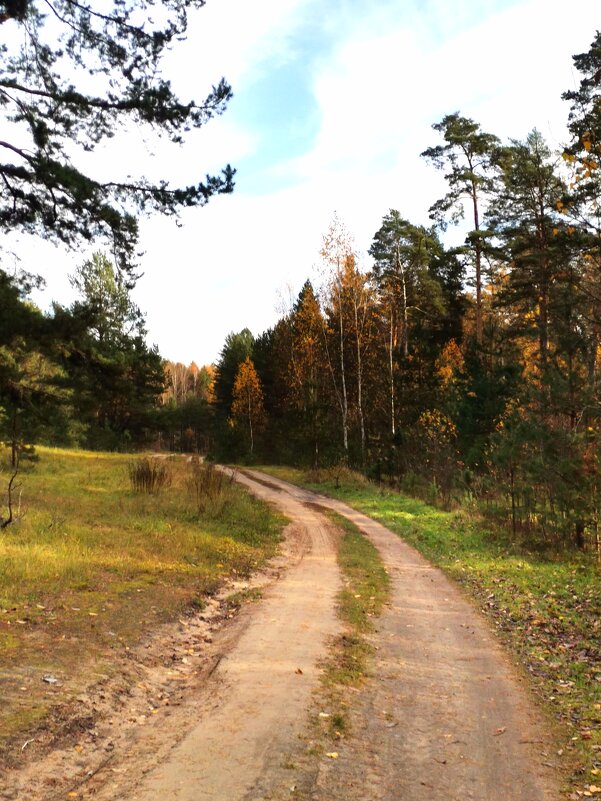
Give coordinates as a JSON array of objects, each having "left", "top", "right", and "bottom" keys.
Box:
[{"left": 3, "top": 31, "right": 601, "bottom": 553}]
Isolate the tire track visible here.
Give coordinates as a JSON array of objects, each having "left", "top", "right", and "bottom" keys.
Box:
[{"left": 242, "top": 470, "right": 560, "bottom": 801}]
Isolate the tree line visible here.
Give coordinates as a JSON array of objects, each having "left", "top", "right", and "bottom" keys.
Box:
[
  {"left": 1, "top": 253, "right": 165, "bottom": 457},
  {"left": 213, "top": 32, "right": 601, "bottom": 551},
  {"left": 0, "top": 251, "right": 222, "bottom": 459},
  {"left": 0, "top": 0, "right": 228, "bottom": 486},
  {"left": 2, "top": 22, "right": 601, "bottom": 551}
]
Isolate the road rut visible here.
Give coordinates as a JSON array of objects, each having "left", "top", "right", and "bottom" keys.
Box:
[
  {"left": 241, "top": 470, "right": 560, "bottom": 801},
  {"left": 125, "top": 471, "right": 341, "bottom": 801},
  {"left": 5, "top": 469, "right": 561, "bottom": 801}
]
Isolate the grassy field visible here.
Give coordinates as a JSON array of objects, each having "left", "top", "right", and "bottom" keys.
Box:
[
  {"left": 0, "top": 448, "right": 283, "bottom": 748},
  {"left": 258, "top": 465, "right": 601, "bottom": 798}
]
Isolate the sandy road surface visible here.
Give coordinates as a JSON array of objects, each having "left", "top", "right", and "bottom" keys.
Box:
[
  {"left": 115, "top": 471, "right": 342, "bottom": 801},
  {"left": 241, "top": 470, "right": 560, "bottom": 801},
  {"left": 3, "top": 469, "right": 561, "bottom": 801}
]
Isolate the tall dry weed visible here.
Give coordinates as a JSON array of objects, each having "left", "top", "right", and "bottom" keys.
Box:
[
  {"left": 188, "top": 461, "right": 234, "bottom": 514},
  {"left": 128, "top": 458, "right": 172, "bottom": 494}
]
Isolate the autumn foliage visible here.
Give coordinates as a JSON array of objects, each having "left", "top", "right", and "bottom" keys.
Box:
[
  {"left": 209, "top": 33, "right": 601, "bottom": 553},
  {"left": 231, "top": 357, "right": 265, "bottom": 454}
]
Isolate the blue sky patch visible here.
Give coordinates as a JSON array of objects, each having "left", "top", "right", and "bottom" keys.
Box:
[{"left": 232, "top": 58, "right": 320, "bottom": 194}]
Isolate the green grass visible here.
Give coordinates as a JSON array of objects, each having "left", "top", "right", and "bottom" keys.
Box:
[
  {"left": 257, "top": 464, "right": 601, "bottom": 797},
  {"left": 316, "top": 510, "right": 390, "bottom": 741},
  {"left": 0, "top": 448, "right": 284, "bottom": 749}
]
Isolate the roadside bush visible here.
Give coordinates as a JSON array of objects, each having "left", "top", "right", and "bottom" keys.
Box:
[
  {"left": 304, "top": 465, "right": 369, "bottom": 489},
  {"left": 128, "top": 457, "right": 172, "bottom": 494},
  {"left": 188, "top": 460, "right": 234, "bottom": 514}
]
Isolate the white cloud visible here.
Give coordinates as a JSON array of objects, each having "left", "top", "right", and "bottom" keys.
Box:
[
  {"left": 19, "top": 0, "right": 601, "bottom": 368},
  {"left": 169, "top": 0, "right": 316, "bottom": 95}
]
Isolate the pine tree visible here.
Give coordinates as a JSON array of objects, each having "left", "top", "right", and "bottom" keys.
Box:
[
  {"left": 0, "top": 0, "right": 234, "bottom": 271},
  {"left": 421, "top": 114, "right": 499, "bottom": 344}
]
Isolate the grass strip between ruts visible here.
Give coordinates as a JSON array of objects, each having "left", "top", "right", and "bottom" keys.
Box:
[{"left": 312, "top": 509, "right": 390, "bottom": 745}]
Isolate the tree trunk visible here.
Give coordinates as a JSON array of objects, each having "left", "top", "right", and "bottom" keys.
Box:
[
  {"left": 337, "top": 276, "right": 349, "bottom": 457},
  {"left": 575, "top": 519, "right": 586, "bottom": 551},
  {"left": 510, "top": 464, "right": 516, "bottom": 537},
  {"left": 471, "top": 180, "right": 483, "bottom": 346},
  {"left": 397, "top": 243, "right": 409, "bottom": 358},
  {"left": 389, "top": 304, "right": 395, "bottom": 437},
  {"left": 248, "top": 390, "right": 254, "bottom": 454},
  {"left": 353, "top": 292, "right": 366, "bottom": 464},
  {"left": 11, "top": 407, "right": 18, "bottom": 468}
]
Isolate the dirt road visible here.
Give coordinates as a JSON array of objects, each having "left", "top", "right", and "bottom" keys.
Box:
[
  {"left": 127, "top": 474, "right": 342, "bottom": 801},
  {"left": 241, "top": 470, "right": 560, "bottom": 801},
  {"left": 3, "top": 469, "right": 560, "bottom": 800}
]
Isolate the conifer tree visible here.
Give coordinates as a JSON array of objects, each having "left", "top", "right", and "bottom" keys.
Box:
[
  {"left": 0, "top": 0, "right": 234, "bottom": 271},
  {"left": 422, "top": 114, "right": 499, "bottom": 344}
]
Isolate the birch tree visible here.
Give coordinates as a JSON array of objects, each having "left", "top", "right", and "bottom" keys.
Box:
[{"left": 231, "top": 357, "right": 264, "bottom": 455}]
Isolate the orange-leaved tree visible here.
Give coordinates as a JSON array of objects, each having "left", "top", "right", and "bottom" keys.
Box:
[{"left": 231, "top": 357, "right": 265, "bottom": 455}]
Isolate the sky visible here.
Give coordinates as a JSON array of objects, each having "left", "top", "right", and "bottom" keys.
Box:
[{"left": 10, "top": 0, "right": 601, "bottom": 365}]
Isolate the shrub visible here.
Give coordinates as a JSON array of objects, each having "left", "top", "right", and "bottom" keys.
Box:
[
  {"left": 128, "top": 458, "right": 171, "bottom": 494},
  {"left": 304, "top": 465, "right": 369, "bottom": 489},
  {"left": 188, "top": 460, "right": 234, "bottom": 513}
]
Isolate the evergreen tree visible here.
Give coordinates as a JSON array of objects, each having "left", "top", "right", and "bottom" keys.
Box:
[
  {"left": 213, "top": 328, "right": 254, "bottom": 418},
  {"left": 287, "top": 280, "right": 330, "bottom": 465},
  {"left": 369, "top": 211, "right": 446, "bottom": 359},
  {"left": 562, "top": 30, "right": 601, "bottom": 238},
  {"left": 0, "top": 270, "right": 74, "bottom": 462},
  {"left": 421, "top": 114, "right": 499, "bottom": 344},
  {"left": 64, "top": 252, "right": 165, "bottom": 447},
  {"left": 486, "top": 131, "right": 573, "bottom": 377},
  {"left": 0, "top": 0, "right": 234, "bottom": 271}
]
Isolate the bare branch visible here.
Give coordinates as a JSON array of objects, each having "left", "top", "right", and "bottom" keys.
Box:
[{"left": 1, "top": 467, "right": 21, "bottom": 529}]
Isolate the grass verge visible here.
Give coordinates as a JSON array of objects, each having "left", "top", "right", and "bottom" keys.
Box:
[
  {"left": 258, "top": 464, "right": 601, "bottom": 799},
  {"left": 0, "top": 448, "right": 284, "bottom": 751},
  {"left": 312, "top": 510, "right": 390, "bottom": 747}
]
